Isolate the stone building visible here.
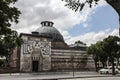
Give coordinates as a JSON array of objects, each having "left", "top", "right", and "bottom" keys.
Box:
[{"left": 10, "top": 21, "right": 95, "bottom": 72}]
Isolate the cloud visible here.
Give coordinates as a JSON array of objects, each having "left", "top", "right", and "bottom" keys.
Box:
[
  {"left": 11, "top": 0, "right": 117, "bottom": 46},
  {"left": 59, "top": 29, "right": 71, "bottom": 40},
  {"left": 65, "top": 29, "right": 119, "bottom": 46},
  {"left": 11, "top": 0, "right": 107, "bottom": 33},
  {"left": 83, "top": 23, "right": 89, "bottom": 28}
]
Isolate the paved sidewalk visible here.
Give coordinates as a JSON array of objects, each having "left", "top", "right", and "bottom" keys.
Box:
[{"left": 0, "top": 71, "right": 119, "bottom": 80}]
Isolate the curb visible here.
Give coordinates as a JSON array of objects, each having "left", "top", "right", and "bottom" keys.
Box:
[{"left": 31, "top": 75, "right": 120, "bottom": 80}]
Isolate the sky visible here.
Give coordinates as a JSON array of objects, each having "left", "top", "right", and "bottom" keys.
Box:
[{"left": 11, "top": 0, "right": 119, "bottom": 46}]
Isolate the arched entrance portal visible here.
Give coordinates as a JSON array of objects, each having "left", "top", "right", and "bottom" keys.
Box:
[
  {"left": 32, "top": 60, "right": 39, "bottom": 72},
  {"left": 31, "top": 48, "right": 43, "bottom": 72}
]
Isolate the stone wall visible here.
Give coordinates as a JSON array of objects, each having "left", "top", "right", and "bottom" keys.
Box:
[
  {"left": 0, "top": 67, "right": 18, "bottom": 73},
  {"left": 20, "top": 34, "right": 51, "bottom": 72},
  {"left": 51, "top": 49, "right": 95, "bottom": 71}
]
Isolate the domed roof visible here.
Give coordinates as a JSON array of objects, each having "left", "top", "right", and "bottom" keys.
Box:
[{"left": 33, "top": 21, "right": 64, "bottom": 42}]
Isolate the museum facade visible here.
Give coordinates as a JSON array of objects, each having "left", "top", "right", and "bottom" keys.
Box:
[{"left": 10, "top": 21, "right": 95, "bottom": 72}]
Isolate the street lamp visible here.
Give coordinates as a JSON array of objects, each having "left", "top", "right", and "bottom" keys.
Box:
[{"left": 71, "top": 55, "right": 74, "bottom": 77}]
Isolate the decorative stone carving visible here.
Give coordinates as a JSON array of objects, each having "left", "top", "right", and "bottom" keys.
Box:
[{"left": 22, "top": 40, "right": 51, "bottom": 55}]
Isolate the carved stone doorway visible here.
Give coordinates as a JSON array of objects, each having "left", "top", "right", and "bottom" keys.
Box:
[{"left": 32, "top": 60, "right": 39, "bottom": 72}]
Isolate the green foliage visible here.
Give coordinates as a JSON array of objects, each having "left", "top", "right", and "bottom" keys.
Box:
[
  {"left": 0, "top": 0, "right": 22, "bottom": 57},
  {"left": 103, "top": 36, "right": 120, "bottom": 63},
  {"left": 0, "top": 30, "right": 23, "bottom": 57},
  {"left": 75, "top": 40, "right": 86, "bottom": 45},
  {"left": 62, "top": 0, "right": 100, "bottom": 12},
  {"left": 87, "top": 36, "right": 120, "bottom": 69},
  {"left": 0, "top": 0, "right": 21, "bottom": 35},
  {"left": 103, "top": 36, "right": 120, "bottom": 54},
  {"left": 62, "top": 0, "right": 120, "bottom": 20}
]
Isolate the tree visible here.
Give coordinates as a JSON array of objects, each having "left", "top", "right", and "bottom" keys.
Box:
[
  {"left": 95, "top": 41, "right": 108, "bottom": 68},
  {"left": 0, "top": 0, "right": 22, "bottom": 66},
  {"left": 102, "top": 36, "right": 120, "bottom": 75},
  {"left": 87, "top": 41, "right": 108, "bottom": 71},
  {"left": 0, "top": 0, "right": 21, "bottom": 35},
  {"left": 2, "top": 30, "right": 22, "bottom": 55},
  {"left": 87, "top": 36, "right": 120, "bottom": 74},
  {"left": 0, "top": 30, "right": 23, "bottom": 67},
  {"left": 115, "top": 49, "right": 120, "bottom": 68},
  {"left": 87, "top": 44, "right": 99, "bottom": 71},
  {"left": 75, "top": 40, "right": 86, "bottom": 45}
]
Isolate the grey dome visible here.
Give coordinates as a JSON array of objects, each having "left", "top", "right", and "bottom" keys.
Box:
[{"left": 33, "top": 21, "right": 64, "bottom": 42}]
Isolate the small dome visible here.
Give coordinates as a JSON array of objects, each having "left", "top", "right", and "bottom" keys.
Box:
[{"left": 33, "top": 21, "right": 64, "bottom": 42}]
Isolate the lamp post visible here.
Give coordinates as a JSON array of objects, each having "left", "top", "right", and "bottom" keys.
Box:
[{"left": 71, "top": 55, "right": 74, "bottom": 77}]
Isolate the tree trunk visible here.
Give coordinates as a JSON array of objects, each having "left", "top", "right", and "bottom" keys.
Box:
[
  {"left": 102, "top": 61, "right": 107, "bottom": 68},
  {"left": 94, "top": 59, "right": 98, "bottom": 72},
  {"left": 106, "top": 0, "right": 120, "bottom": 16},
  {"left": 111, "top": 57, "right": 115, "bottom": 75},
  {"left": 106, "top": 0, "right": 120, "bottom": 36},
  {"left": 116, "top": 58, "right": 119, "bottom": 68}
]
